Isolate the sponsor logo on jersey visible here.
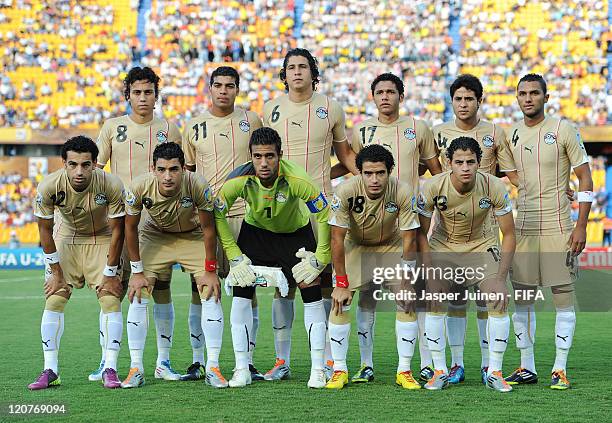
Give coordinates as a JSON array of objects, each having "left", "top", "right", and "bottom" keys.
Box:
[
  {"left": 94, "top": 193, "right": 108, "bottom": 205},
  {"left": 306, "top": 192, "right": 328, "bottom": 213},
  {"left": 124, "top": 190, "right": 136, "bottom": 206},
  {"left": 275, "top": 192, "right": 287, "bottom": 203},
  {"left": 214, "top": 197, "right": 226, "bottom": 212},
  {"left": 416, "top": 193, "right": 425, "bottom": 212},
  {"left": 479, "top": 197, "right": 492, "bottom": 209},
  {"left": 482, "top": 134, "right": 494, "bottom": 148},
  {"left": 404, "top": 128, "right": 416, "bottom": 140},
  {"left": 384, "top": 201, "right": 399, "bottom": 213},
  {"left": 180, "top": 196, "right": 193, "bottom": 208},
  {"left": 316, "top": 107, "right": 328, "bottom": 119},
  {"left": 239, "top": 120, "right": 250, "bottom": 132},
  {"left": 330, "top": 194, "right": 341, "bottom": 211},
  {"left": 203, "top": 187, "right": 212, "bottom": 202},
  {"left": 544, "top": 132, "right": 557, "bottom": 145},
  {"left": 156, "top": 131, "right": 168, "bottom": 143}
]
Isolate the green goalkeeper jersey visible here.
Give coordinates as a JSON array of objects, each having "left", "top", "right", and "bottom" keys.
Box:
[{"left": 214, "top": 158, "right": 331, "bottom": 264}]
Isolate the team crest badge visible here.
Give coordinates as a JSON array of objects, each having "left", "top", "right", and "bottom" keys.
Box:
[
  {"left": 275, "top": 192, "right": 287, "bottom": 203},
  {"left": 239, "top": 120, "right": 250, "bottom": 132},
  {"left": 544, "top": 132, "right": 557, "bottom": 145},
  {"left": 180, "top": 196, "right": 193, "bottom": 208},
  {"left": 156, "top": 131, "right": 168, "bottom": 143},
  {"left": 330, "top": 194, "right": 341, "bottom": 211},
  {"left": 385, "top": 201, "right": 399, "bottom": 213},
  {"left": 479, "top": 197, "right": 492, "bottom": 209},
  {"left": 482, "top": 135, "right": 494, "bottom": 148},
  {"left": 316, "top": 107, "right": 328, "bottom": 119},
  {"left": 123, "top": 190, "right": 136, "bottom": 206},
  {"left": 404, "top": 128, "right": 416, "bottom": 140},
  {"left": 94, "top": 193, "right": 108, "bottom": 205}
]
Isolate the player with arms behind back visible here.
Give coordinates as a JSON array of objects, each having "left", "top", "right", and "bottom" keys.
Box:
[
  {"left": 182, "top": 66, "right": 263, "bottom": 381},
  {"left": 417, "top": 137, "right": 516, "bottom": 392},
  {"left": 215, "top": 127, "right": 331, "bottom": 388},
  {"left": 498, "top": 74, "right": 593, "bottom": 390},
  {"left": 29, "top": 136, "right": 125, "bottom": 390},
  {"left": 92, "top": 67, "right": 183, "bottom": 382},
  {"left": 262, "top": 48, "right": 358, "bottom": 379},
  {"left": 432, "top": 74, "right": 516, "bottom": 384},
  {"left": 325, "top": 145, "right": 421, "bottom": 390}
]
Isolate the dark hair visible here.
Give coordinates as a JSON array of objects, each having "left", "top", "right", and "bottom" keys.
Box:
[
  {"left": 356, "top": 144, "right": 395, "bottom": 173},
  {"left": 279, "top": 48, "right": 320, "bottom": 92},
  {"left": 371, "top": 73, "right": 404, "bottom": 96},
  {"left": 249, "top": 127, "right": 282, "bottom": 154},
  {"left": 123, "top": 66, "right": 160, "bottom": 100},
  {"left": 210, "top": 66, "right": 240, "bottom": 88},
  {"left": 61, "top": 135, "right": 98, "bottom": 162},
  {"left": 517, "top": 73, "right": 547, "bottom": 95},
  {"left": 153, "top": 142, "right": 185, "bottom": 166},
  {"left": 450, "top": 74, "right": 483, "bottom": 101},
  {"left": 446, "top": 137, "right": 482, "bottom": 163}
]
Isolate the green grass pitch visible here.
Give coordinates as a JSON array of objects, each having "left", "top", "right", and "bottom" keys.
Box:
[{"left": 0, "top": 269, "right": 610, "bottom": 422}]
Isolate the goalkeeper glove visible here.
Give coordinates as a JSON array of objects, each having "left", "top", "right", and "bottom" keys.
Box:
[
  {"left": 228, "top": 254, "right": 257, "bottom": 287},
  {"left": 292, "top": 247, "right": 326, "bottom": 285}
]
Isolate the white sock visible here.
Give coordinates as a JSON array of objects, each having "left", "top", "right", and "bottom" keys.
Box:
[
  {"left": 102, "top": 311, "right": 123, "bottom": 370},
  {"left": 425, "top": 313, "right": 447, "bottom": 373},
  {"left": 231, "top": 297, "right": 252, "bottom": 370},
  {"left": 98, "top": 310, "right": 105, "bottom": 364},
  {"left": 446, "top": 306, "right": 466, "bottom": 368},
  {"left": 329, "top": 322, "right": 350, "bottom": 372},
  {"left": 476, "top": 306, "right": 489, "bottom": 368},
  {"left": 356, "top": 306, "right": 375, "bottom": 368},
  {"left": 487, "top": 314, "right": 510, "bottom": 373},
  {"left": 553, "top": 307, "right": 575, "bottom": 372},
  {"left": 322, "top": 298, "right": 332, "bottom": 365},
  {"left": 304, "top": 300, "right": 326, "bottom": 371},
  {"left": 41, "top": 310, "right": 64, "bottom": 373},
  {"left": 396, "top": 319, "right": 418, "bottom": 372},
  {"left": 188, "top": 303, "right": 205, "bottom": 364},
  {"left": 272, "top": 297, "right": 293, "bottom": 366},
  {"left": 154, "top": 302, "right": 174, "bottom": 367},
  {"left": 201, "top": 297, "right": 224, "bottom": 371},
  {"left": 127, "top": 298, "right": 148, "bottom": 371},
  {"left": 512, "top": 303, "right": 536, "bottom": 373},
  {"left": 250, "top": 305, "right": 259, "bottom": 365},
  {"left": 417, "top": 310, "right": 432, "bottom": 369}
]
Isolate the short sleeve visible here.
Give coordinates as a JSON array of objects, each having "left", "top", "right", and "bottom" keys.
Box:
[
  {"left": 247, "top": 111, "right": 263, "bottom": 131},
  {"left": 397, "top": 183, "right": 420, "bottom": 230},
  {"left": 496, "top": 125, "right": 516, "bottom": 172},
  {"left": 330, "top": 99, "right": 347, "bottom": 143},
  {"left": 561, "top": 121, "right": 589, "bottom": 169},
  {"left": 96, "top": 121, "right": 113, "bottom": 167},
  {"left": 182, "top": 122, "right": 196, "bottom": 167},
  {"left": 168, "top": 122, "right": 182, "bottom": 146},
  {"left": 33, "top": 180, "right": 54, "bottom": 219},
  {"left": 417, "top": 120, "right": 437, "bottom": 160},
  {"left": 491, "top": 178, "right": 513, "bottom": 217},
  {"left": 192, "top": 173, "right": 215, "bottom": 212},
  {"left": 106, "top": 174, "right": 126, "bottom": 218},
  {"left": 328, "top": 192, "right": 350, "bottom": 228},
  {"left": 124, "top": 180, "right": 143, "bottom": 216},
  {"left": 351, "top": 123, "right": 364, "bottom": 152},
  {"left": 416, "top": 181, "right": 435, "bottom": 218}
]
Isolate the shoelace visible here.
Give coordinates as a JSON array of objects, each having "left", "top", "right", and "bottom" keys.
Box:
[
  {"left": 210, "top": 367, "right": 226, "bottom": 382},
  {"left": 266, "top": 358, "right": 285, "bottom": 374},
  {"left": 399, "top": 371, "right": 416, "bottom": 382},
  {"left": 331, "top": 371, "right": 345, "bottom": 382},
  {"left": 126, "top": 368, "right": 139, "bottom": 381},
  {"left": 552, "top": 371, "right": 568, "bottom": 384}
]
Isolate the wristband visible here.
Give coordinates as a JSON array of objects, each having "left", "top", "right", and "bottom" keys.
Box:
[
  {"left": 205, "top": 259, "right": 217, "bottom": 272},
  {"left": 43, "top": 251, "right": 60, "bottom": 265},
  {"left": 577, "top": 191, "right": 594, "bottom": 203},
  {"left": 130, "top": 260, "right": 144, "bottom": 274},
  {"left": 335, "top": 274, "right": 349, "bottom": 289},
  {"left": 103, "top": 265, "right": 119, "bottom": 277}
]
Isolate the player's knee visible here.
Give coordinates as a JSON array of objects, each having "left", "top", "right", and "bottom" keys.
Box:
[
  {"left": 133, "top": 288, "right": 152, "bottom": 302},
  {"left": 358, "top": 288, "right": 377, "bottom": 309},
  {"left": 396, "top": 310, "right": 416, "bottom": 322},
  {"left": 329, "top": 307, "right": 351, "bottom": 325},
  {"left": 448, "top": 303, "right": 467, "bottom": 318},
  {"left": 299, "top": 285, "right": 322, "bottom": 303},
  {"left": 44, "top": 293, "right": 69, "bottom": 312},
  {"left": 98, "top": 294, "right": 121, "bottom": 313},
  {"left": 551, "top": 284, "right": 575, "bottom": 309},
  {"left": 233, "top": 285, "right": 255, "bottom": 299},
  {"left": 487, "top": 309, "right": 508, "bottom": 318},
  {"left": 512, "top": 283, "right": 536, "bottom": 306},
  {"left": 476, "top": 305, "right": 488, "bottom": 320},
  {"left": 152, "top": 281, "right": 171, "bottom": 303}
]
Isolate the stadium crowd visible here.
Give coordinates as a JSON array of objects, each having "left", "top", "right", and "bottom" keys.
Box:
[{"left": 0, "top": 0, "right": 610, "bottom": 130}]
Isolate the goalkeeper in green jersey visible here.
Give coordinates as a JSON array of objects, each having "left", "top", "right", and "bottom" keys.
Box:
[{"left": 214, "top": 127, "right": 331, "bottom": 389}]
